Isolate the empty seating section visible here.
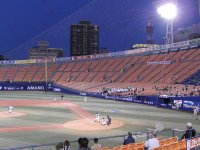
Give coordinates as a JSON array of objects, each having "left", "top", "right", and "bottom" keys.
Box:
[
  {"left": 111, "top": 142, "right": 145, "bottom": 150},
  {"left": 153, "top": 138, "right": 186, "bottom": 150},
  {"left": 58, "top": 72, "right": 71, "bottom": 82},
  {"left": 71, "top": 62, "right": 83, "bottom": 71},
  {"left": 0, "top": 63, "right": 60, "bottom": 82},
  {"left": 53, "top": 56, "right": 132, "bottom": 83},
  {"left": 23, "top": 66, "right": 39, "bottom": 81},
  {"left": 118, "top": 55, "right": 156, "bottom": 82},
  {"left": 4, "top": 66, "right": 19, "bottom": 81},
  {"left": 32, "top": 68, "right": 45, "bottom": 81},
  {"left": 0, "top": 67, "right": 9, "bottom": 81},
  {"left": 153, "top": 50, "right": 191, "bottom": 83},
  {"left": 137, "top": 54, "right": 165, "bottom": 83},
  {"left": 174, "top": 49, "right": 200, "bottom": 82},
  {"left": 93, "top": 59, "right": 108, "bottom": 71},
  {"left": 107, "top": 57, "right": 124, "bottom": 72},
  {"left": 143, "top": 54, "right": 171, "bottom": 83},
  {"left": 15, "top": 72, "right": 26, "bottom": 81}
]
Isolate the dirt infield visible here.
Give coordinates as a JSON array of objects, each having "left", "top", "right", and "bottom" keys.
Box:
[
  {"left": 64, "top": 118, "right": 123, "bottom": 131},
  {"left": 0, "top": 100, "right": 124, "bottom": 132}
]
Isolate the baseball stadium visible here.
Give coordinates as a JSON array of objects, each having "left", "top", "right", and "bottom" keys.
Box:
[{"left": 0, "top": 0, "right": 200, "bottom": 150}]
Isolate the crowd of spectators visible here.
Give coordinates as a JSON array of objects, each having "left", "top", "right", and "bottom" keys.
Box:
[
  {"left": 154, "top": 85, "right": 200, "bottom": 96},
  {"left": 56, "top": 137, "right": 101, "bottom": 150},
  {"left": 96, "top": 84, "right": 200, "bottom": 97},
  {"left": 98, "top": 86, "right": 141, "bottom": 97}
]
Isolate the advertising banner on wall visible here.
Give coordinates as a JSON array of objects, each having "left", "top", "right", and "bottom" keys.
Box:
[
  {"left": 92, "top": 53, "right": 109, "bottom": 59},
  {"left": 0, "top": 82, "right": 52, "bottom": 91},
  {"left": 0, "top": 60, "right": 15, "bottom": 65},
  {"left": 15, "top": 59, "right": 36, "bottom": 64},
  {"left": 54, "top": 57, "right": 71, "bottom": 62},
  {"left": 187, "top": 135, "right": 200, "bottom": 150}
]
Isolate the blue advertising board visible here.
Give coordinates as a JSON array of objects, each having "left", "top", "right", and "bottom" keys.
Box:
[
  {"left": 0, "top": 82, "right": 52, "bottom": 91},
  {"left": 0, "top": 82, "right": 199, "bottom": 113}
]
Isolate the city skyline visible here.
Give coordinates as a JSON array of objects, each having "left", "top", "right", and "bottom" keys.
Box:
[{"left": 0, "top": 0, "right": 199, "bottom": 60}]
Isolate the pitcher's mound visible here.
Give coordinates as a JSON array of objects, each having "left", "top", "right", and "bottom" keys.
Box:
[
  {"left": 64, "top": 118, "right": 123, "bottom": 131},
  {"left": 0, "top": 112, "right": 26, "bottom": 118}
]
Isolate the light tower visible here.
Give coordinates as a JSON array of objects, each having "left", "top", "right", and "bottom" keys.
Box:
[
  {"left": 153, "top": 0, "right": 177, "bottom": 44},
  {"left": 146, "top": 19, "right": 154, "bottom": 44}
]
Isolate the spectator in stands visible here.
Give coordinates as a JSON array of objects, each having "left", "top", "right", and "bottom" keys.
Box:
[
  {"left": 78, "top": 137, "right": 91, "bottom": 150},
  {"left": 64, "top": 140, "right": 71, "bottom": 150},
  {"left": 181, "top": 122, "right": 196, "bottom": 139},
  {"left": 123, "top": 132, "right": 135, "bottom": 145},
  {"left": 56, "top": 140, "right": 71, "bottom": 150},
  {"left": 91, "top": 138, "right": 101, "bottom": 150},
  {"left": 56, "top": 142, "right": 63, "bottom": 150},
  {"left": 144, "top": 132, "right": 159, "bottom": 150},
  {"left": 78, "top": 138, "right": 83, "bottom": 148}
]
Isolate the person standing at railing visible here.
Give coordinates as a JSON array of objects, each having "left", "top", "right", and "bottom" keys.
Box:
[
  {"left": 181, "top": 122, "right": 196, "bottom": 139},
  {"left": 123, "top": 132, "right": 135, "bottom": 145}
]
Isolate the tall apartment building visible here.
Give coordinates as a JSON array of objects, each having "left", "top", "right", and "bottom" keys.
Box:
[{"left": 70, "top": 21, "right": 99, "bottom": 56}]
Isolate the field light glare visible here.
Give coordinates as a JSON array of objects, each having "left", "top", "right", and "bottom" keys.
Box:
[{"left": 157, "top": 3, "right": 177, "bottom": 20}]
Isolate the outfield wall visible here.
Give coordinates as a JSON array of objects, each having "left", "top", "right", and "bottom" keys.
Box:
[
  {"left": 0, "top": 82, "right": 199, "bottom": 113},
  {"left": 52, "top": 83, "right": 200, "bottom": 113}
]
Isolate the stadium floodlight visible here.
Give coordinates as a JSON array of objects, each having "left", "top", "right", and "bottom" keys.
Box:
[
  {"left": 157, "top": 3, "right": 177, "bottom": 44},
  {"left": 157, "top": 3, "right": 177, "bottom": 20}
]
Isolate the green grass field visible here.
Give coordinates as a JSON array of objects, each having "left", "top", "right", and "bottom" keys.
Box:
[{"left": 0, "top": 91, "right": 199, "bottom": 150}]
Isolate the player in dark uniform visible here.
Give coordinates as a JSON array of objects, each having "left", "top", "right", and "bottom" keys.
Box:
[
  {"left": 107, "top": 115, "right": 111, "bottom": 125},
  {"left": 61, "top": 94, "right": 64, "bottom": 100}
]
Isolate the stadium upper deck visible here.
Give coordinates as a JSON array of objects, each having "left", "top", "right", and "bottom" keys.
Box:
[{"left": 0, "top": 38, "right": 200, "bottom": 95}]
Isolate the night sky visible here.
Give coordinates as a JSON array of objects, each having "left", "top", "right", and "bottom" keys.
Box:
[{"left": 0, "top": 0, "right": 199, "bottom": 59}]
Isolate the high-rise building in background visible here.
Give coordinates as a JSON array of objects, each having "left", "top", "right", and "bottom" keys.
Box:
[
  {"left": 29, "top": 41, "right": 63, "bottom": 59},
  {"left": 70, "top": 21, "right": 99, "bottom": 56}
]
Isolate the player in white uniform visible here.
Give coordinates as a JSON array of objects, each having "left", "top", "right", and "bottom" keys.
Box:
[
  {"left": 8, "top": 106, "right": 14, "bottom": 114},
  {"left": 193, "top": 106, "right": 199, "bottom": 116},
  {"left": 95, "top": 113, "right": 100, "bottom": 123},
  {"left": 101, "top": 117, "right": 107, "bottom": 126},
  {"left": 84, "top": 96, "right": 87, "bottom": 102}
]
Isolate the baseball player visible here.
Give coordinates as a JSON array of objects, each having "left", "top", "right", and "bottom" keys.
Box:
[
  {"left": 84, "top": 96, "right": 87, "bottom": 102},
  {"left": 101, "top": 117, "right": 107, "bottom": 126},
  {"left": 193, "top": 106, "right": 199, "bottom": 116},
  {"left": 8, "top": 106, "right": 14, "bottom": 114},
  {"left": 107, "top": 115, "right": 111, "bottom": 125},
  {"left": 95, "top": 113, "right": 100, "bottom": 123},
  {"left": 61, "top": 94, "right": 64, "bottom": 100}
]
